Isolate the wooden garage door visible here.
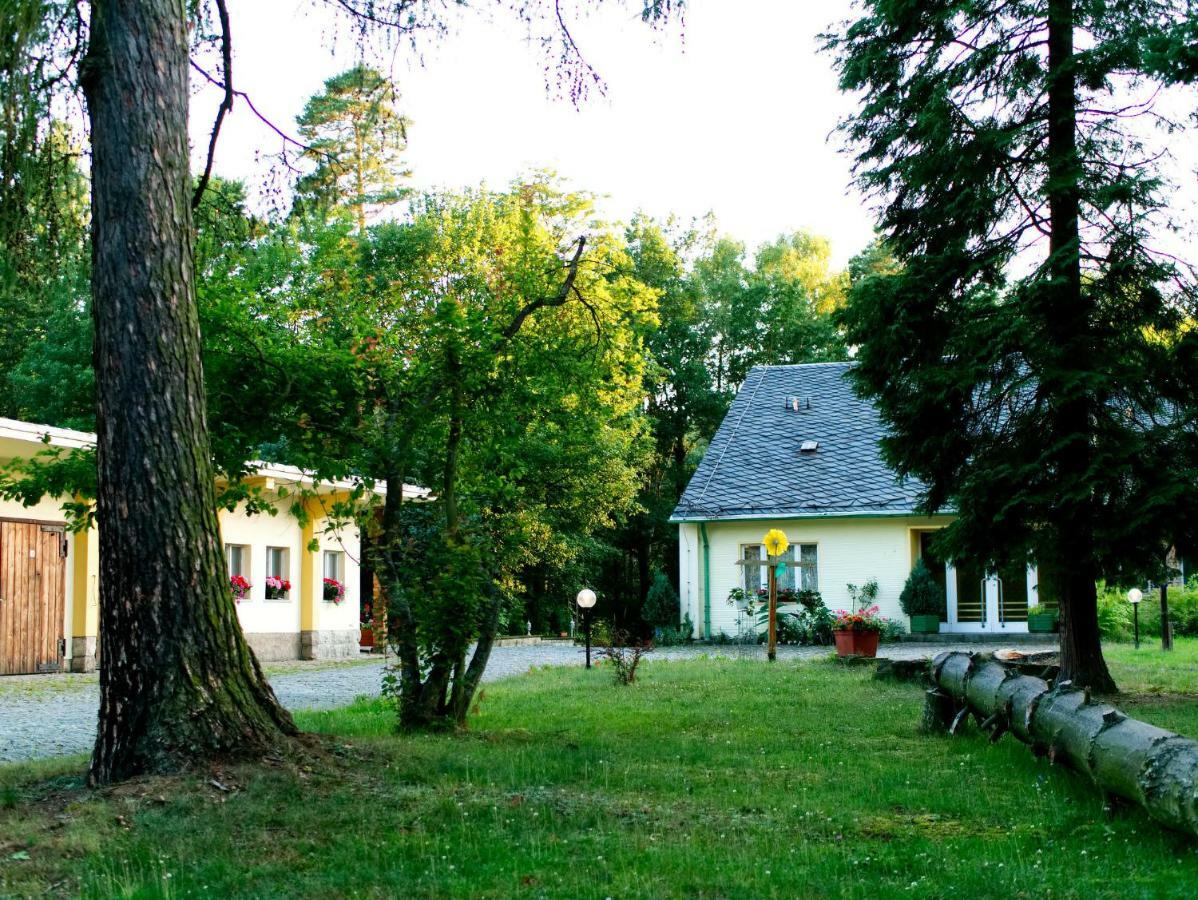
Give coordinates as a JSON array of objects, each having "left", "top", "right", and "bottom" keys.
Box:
[{"left": 0, "top": 521, "right": 67, "bottom": 675}]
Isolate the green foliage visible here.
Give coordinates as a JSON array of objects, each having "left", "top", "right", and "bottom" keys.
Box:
[
  {"left": 782, "top": 589, "right": 835, "bottom": 646},
  {"left": 846, "top": 578, "right": 879, "bottom": 612},
  {"left": 642, "top": 570, "right": 679, "bottom": 627},
  {"left": 0, "top": 443, "right": 94, "bottom": 529},
  {"left": 1097, "top": 580, "right": 1198, "bottom": 641},
  {"left": 653, "top": 611, "right": 693, "bottom": 646},
  {"left": 1097, "top": 584, "right": 1139, "bottom": 642},
  {"left": 384, "top": 500, "right": 490, "bottom": 661},
  {"left": 899, "top": 560, "right": 946, "bottom": 618}
]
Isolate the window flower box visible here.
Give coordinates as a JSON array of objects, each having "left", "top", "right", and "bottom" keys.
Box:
[
  {"left": 265, "top": 575, "right": 291, "bottom": 600},
  {"left": 324, "top": 577, "right": 346, "bottom": 605},
  {"left": 230, "top": 575, "right": 252, "bottom": 603}
]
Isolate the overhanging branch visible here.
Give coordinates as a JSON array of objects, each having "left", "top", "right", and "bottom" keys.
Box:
[
  {"left": 500, "top": 235, "right": 587, "bottom": 339},
  {"left": 192, "top": 0, "right": 234, "bottom": 209}
]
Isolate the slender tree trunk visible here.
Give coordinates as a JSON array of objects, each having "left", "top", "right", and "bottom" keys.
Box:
[
  {"left": 81, "top": 0, "right": 297, "bottom": 784},
  {"left": 377, "top": 465, "right": 424, "bottom": 724},
  {"left": 1044, "top": 0, "right": 1116, "bottom": 693},
  {"left": 1161, "top": 582, "right": 1173, "bottom": 651}
]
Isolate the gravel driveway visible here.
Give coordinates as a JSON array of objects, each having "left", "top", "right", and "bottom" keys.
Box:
[{"left": 0, "top": 641, "right": 987, "bottom": 764}]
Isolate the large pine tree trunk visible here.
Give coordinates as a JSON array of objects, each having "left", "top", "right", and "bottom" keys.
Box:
[
  {"left": 1044, "top": 0, "right": 1116, "bottom": 693},
  {"left": 81, "top": 0, "right": 297, "bottom": 784}
]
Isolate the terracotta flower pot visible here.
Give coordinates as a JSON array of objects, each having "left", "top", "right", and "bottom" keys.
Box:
[
  {"left": 359, "top": 626, "right": 375, "bottom": 649},
  {"left": 834, "top": 629, "right": 879, "bottom": 658}
]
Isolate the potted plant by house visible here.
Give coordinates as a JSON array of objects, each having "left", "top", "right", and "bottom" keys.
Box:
[
  {"left": 230, "top": 574, "right": 252, "bottom": 603},
  {"left": 1027, "top": 603, "right": 1059, "bottom": 633},
  {"left": 832, "top": 605, "right": 886, "bottom": 658},
  {"left": 265, "top": 575, "right": 291, "bottom": 600},
  {"left": 323, "top": 577, "right": 346, "bottom": 605},
  {"left": 900, "top": 559, "right": 946, "bottom": 634}
]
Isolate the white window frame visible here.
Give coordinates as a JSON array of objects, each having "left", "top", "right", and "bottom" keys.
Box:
[
  {"left": 225, "top": 544, "right": 250, "bottom": 578},
  {"left": 740, "top": 542, "right": 819, "bottom": 594},
  {"left": 323, "top": 550, "right": 348, "bottom": 604},
  {"left": 323, "top": 549, "right": 345, "bottom": 583}
]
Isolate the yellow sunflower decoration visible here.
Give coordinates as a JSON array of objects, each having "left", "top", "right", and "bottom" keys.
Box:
[{"left": 762, "top": 528, "right": 789, "bottom": 558}]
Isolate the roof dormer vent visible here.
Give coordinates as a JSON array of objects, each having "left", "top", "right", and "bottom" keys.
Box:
[{"left": 799, "top": 440, "right": 819, "bottom": 453}]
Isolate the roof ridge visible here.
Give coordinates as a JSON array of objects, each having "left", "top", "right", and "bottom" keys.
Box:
[{"left": 748, "top": 360, "right": 855, "bottom": 371}]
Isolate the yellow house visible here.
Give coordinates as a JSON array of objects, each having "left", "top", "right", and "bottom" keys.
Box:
[
  {"left": 672, "top": 364, "right": 1041, "bottom": 639},
  {"left": 0, "top": 417, "right": 422, "bottom": 675}
]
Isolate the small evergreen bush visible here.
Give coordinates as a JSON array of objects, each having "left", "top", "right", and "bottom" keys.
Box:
[
  {"left": 899, "top": 560, "right": 946, "bottom": 618},
  {"left": 643, "top": 571, "right": 680, "bottom": 628}
]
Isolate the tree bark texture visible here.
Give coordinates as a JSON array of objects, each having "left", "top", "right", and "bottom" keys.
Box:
[
  {"left": 1044, "top": 0, "right": 1116, "bottom": 693},
  {"left": 1161, "top": 583, "right": 1174, "bottom": 651},
  {"left": 81, "top": 0, "right": 297, "bottom": 784},
  {"left": 930, "top": 652, "right": 1198, "bottom": 838}
]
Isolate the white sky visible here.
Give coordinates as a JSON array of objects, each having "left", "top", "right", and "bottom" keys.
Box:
[{"left": 191, "top": 0, "right": 877, "bottom": 267}]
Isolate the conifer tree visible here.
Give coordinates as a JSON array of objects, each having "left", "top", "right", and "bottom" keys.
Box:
[
  {"left": 827, "top": 0, "right": 1198, "bottom": 692},
  {"left": 295, "top": 65, "right": 412, "bottom": 232}
]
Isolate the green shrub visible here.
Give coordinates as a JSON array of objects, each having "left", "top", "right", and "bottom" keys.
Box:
[
  {"left": 1096, "top": 583, "right": 1133, "bottom": 640},
  {"left": 899, "top": 560, "right": 946, "bottom": 618},
  {"left": 643, "top": 571, "right": 680, "bottom": 628},
  {"left": 1169, "top": 589, "right": 1198, "bottom": 636},
  {"left": 770, "top": 590, "right": 834, "bottom": 645},
  {"left": 1027, "top": 603, "right": 1058, "bottom": 618},
  {"left": 587, "top": 619, "right": 614, "bottom": 647},
  {"left": 654, "top": 612, "right": 694, "bottom": 646}
]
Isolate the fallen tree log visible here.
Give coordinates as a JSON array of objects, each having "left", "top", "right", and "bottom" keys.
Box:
[{"left": 928, "top": 651, "right": 1198, "bottom": 839}]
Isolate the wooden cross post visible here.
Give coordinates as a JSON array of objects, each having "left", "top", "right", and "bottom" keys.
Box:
[
  {"left": 761, "top": 528, "right": 788, "bottom": 664},
  {"left": 767, "top": 558, "right": 778, "bottom": 662}
]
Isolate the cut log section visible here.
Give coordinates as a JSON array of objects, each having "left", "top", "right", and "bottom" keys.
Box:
[{"left": 928, "top": 651, "right": 1198, "bottom": 838}]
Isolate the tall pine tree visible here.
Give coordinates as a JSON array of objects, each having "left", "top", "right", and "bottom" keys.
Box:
[
  {"left": 294, "top": 65, "right": 412, "bottom": 232},
  {"left": 827, "top": 0, "right": 1198, "bottom": 692}
]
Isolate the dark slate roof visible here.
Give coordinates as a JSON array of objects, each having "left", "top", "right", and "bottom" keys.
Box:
[{"left": 670, "top": 362, "right": 926, "bottom": 521}]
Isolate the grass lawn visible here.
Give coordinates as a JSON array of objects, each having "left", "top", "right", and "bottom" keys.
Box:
[{"left": 3, "top": 647, "right": 1198, "bottom": 898}]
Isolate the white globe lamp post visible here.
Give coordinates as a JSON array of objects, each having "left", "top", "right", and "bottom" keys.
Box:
[
  {"left": 576, "top": 588, "right": 597, "bottom": 669},
  {"left": 1128, "top": 588, "right": 1144, "bottom": 649}
]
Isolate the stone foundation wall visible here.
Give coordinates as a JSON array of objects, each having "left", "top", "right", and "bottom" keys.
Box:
[
  {"left": 69, "top": 636, "right": 97, "bottom": 673},
  {"left": 244, "top": 632, "right": 303, "bottom": 662},
  {"left": 300, "top": 628, "right": 360, "bottom": 660}
]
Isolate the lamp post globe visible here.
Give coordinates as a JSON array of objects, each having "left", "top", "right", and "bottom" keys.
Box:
[
  {"left": 576, "top": 588, "right": 597, "bottom": 668},
  {"left": 1128, "top": 588, "right": 1144, "bottom": 649}
]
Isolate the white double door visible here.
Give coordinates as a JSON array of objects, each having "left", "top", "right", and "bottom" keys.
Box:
[{"left": 943, "top": 561, "right": 1037, "bottom": 633}]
